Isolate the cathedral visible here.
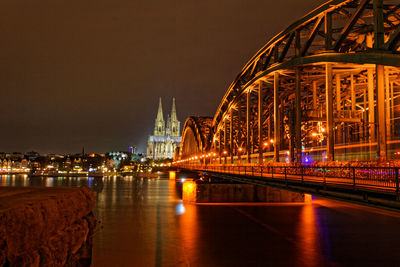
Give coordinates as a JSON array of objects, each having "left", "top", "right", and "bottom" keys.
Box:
[{"left": 146, "top": 97, "right": 181, "bottom": 160}]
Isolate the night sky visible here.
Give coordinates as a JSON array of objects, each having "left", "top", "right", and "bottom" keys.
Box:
[{"left": 0, "top": 0, "right": 324, "bottom": 154}]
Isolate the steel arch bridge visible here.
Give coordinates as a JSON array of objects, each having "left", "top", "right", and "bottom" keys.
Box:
[
  {"left": 177, "top": 0, "right": 400, "bottom": 165},
  {"left": 179, "top": 116, "right": 213, "bottom": 159}
]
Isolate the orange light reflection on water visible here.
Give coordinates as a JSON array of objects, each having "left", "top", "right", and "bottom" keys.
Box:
[
  {"left": 178, "top": 202, "right": 198, "bottom": 265},
  {"left": 169, "top": 179, "right": 180, "bottom": 201},
  {"left": 297, "top": 199, "right": 323, "bottom": 267}
]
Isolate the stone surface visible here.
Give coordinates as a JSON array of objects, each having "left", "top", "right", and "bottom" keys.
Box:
[
  {"left": 0, "top": 187, "right": 96, "bottom": 266},
  {"left": 183, "top": 181, "right": 305, "bottom": 203}
]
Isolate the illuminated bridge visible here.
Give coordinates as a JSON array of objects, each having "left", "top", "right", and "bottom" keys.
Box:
[
  {"left": 177, "top": 0, "right": 400, "bottom": 164},
  {"left": 173, "top": 0, "right": 400, "bottom": 206}
]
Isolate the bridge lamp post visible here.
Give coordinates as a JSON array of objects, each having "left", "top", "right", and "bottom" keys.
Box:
[
  {"left": 208, "top": 154, "right": 212, "bottom": 165},
  {"left": 269, "top": 139, "right": 275, "bottom": 162},
  {"left": 238, "top": 147, "right": 243, "bottom": 164},
  {"left": 270, "top": 139, "right": 275, "bottom": 146},
  {"left": 262, "top": 142, "right": 269, "bottom": 162},
  {"left": 223, "top": 150, "right": 228, "bottom": 164},
  {"left": 212, "top": 153, "right": 217, "bottom": 165}
]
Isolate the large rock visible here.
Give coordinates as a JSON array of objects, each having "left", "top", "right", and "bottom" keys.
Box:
[{"left": 0, "top": 187, "right": 96, "bottom": 266}]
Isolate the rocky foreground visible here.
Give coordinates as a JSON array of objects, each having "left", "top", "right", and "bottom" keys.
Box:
[{"left": 0, "top": 186, "right": 96, "bottom": 266}]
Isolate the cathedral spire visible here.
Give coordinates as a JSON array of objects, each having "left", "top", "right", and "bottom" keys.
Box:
[
  {"left": 154, "top": 97, "right": 165, "bottom": 136},
  {"left": 168, "top": 97, "right": 180, "bottom": 137},
  {"left": 171, "top": 97, "right": 177, "bottom": 121},
  {"left": 156, "top": 97, "right": 164, "bottom": 122}
]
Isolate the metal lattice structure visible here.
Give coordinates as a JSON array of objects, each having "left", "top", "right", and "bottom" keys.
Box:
[
  {"left": 179, "top": 116, "right": 213, "bottom": 159},
  {"left": 178, "top": 0, "right": 400, "bottom": 164}
]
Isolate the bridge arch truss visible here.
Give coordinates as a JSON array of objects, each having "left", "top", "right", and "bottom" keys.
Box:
[
  {"left": 179, "top": 0, "right": 400, "bottom": 164},
  {"left": 179, "top": 116, "right": 213, "bottom": 160}
]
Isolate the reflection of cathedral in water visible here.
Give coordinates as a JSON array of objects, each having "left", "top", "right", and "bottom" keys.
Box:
[{"left": 146, "top": 97, "right": 181, "bottom": 160}]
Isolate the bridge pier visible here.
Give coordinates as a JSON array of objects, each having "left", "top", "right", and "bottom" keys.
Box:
[{"left": 182, "top": 181, "right": 306, "bottom": 203}]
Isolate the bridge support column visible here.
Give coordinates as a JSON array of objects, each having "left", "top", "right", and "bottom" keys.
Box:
[
  {"left": 218, "top": 130, "right": 222, "bottom": 164},
  {"left": 336, "top": 74, "right": 342, "bottom": 145},
  {"left": 351, "top": 74, "right": 356, "bottom": 111},
  {"left": 391, "top": 81, "right": 394, "bottom": 137},
  {"left": 224, "top": 119, "right": 228, "bottom": 164},
  {"left": 326, "top": 63, "right": 334, "bottom": 161},
  {"left": 295, "top": 67, "right": 302, "bottom": 163},
  {"left": 274, "top": 72, "right": 280, "bottom": 163},
  {"left": 268, "top": 116, "right": 272, "bottom": 152},
  {"left": 367, "top": 67, "right": 375, "bottom": 159},
  {"left": 230, "top": 108, "right": 234, "bottom": 164},
  {"left": 258, "top": 82, "right": 264, "bottom": 164},
  {"left": 351, "top": 73, "right": 356, "bottom": 146},
  {"left": 376, "top": 64, "right": 387, "bottom": 161},
  {"left": 312, "top": 81, "right": 318, "bottom": 148},
  {"left": 312, "top": 81, "right": 317, "bottom": 109},
  {"left": 385, "top": 71, "right": 391, "bottom": 141},
  {"left": 362, "top": 87, "right": 368, "bottom": 160},
  {"left": 237, "top": 99, "right": 242, "bottom": 163},
  {"left": 247, "top": 89, "right": 251, "bottom": 163}
]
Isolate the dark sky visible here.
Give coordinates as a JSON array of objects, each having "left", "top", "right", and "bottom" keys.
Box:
[{"left": 0, "top": 0, "right": 324, "bottom": 154}]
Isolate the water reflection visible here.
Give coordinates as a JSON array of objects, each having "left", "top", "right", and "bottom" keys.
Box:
[
  {"left": 179, "top": 202, "right": 198, "bottom": 265},
  {"left": 45, "top": 177, "right": 53, "bottom": 187},
  {"left": 175, "top": 203, "right": 186, "bottom": 215},
  {"left": 0, "top": 174, "right": 107, "bottom": 194},
  {"left": 3, "top": 174, "right": 400, "bottom": 266},
  {"left": 297, "top": 203, "right": 323, "bottom": 267}
]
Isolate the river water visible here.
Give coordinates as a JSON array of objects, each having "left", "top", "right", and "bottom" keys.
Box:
[{"left": 2, "top": 173, "right": 400, "bottom": 266}]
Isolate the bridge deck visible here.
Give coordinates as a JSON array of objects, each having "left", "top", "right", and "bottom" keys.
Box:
[{"left": 178, "top": 164, "right": 400, "bottom": 210}]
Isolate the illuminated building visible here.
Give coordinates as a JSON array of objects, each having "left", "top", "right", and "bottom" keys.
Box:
[{"left": 147, "top": 97, "right": 181, "bottom": 160}]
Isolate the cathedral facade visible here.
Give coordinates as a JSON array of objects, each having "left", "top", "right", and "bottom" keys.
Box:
[{"left": 146, "top": 97, "right": 181, "bottom": 160}]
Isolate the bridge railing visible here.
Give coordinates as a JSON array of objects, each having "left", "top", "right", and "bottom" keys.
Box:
[{"left": 178, "top": 164, "right": 400, "bottom": 194}]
